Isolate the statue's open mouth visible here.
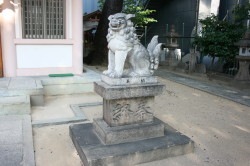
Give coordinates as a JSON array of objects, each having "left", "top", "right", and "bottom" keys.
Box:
[
  {"left": 111, "top": 25, "right": 119, "bottom": 28},
  {"left": 110, "top": 24, "right": 122, "bottom": 30},
  {"left": 110, "top": 20, "right": 124, "bottom": 29}
]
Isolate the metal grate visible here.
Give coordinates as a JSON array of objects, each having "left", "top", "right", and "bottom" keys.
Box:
[{"left": 21, "top": 0, "right": 65, "bottom": 39}]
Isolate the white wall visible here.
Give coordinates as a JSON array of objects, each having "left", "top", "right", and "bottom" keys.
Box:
[{"left": 16, "top": 45, "right": 73, "bottom": 68}]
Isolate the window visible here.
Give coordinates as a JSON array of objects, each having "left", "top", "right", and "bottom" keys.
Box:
[
  {"left": 242, "top": 48, "right": 246, "bottom": 54},
  {"left": 21, "top": 0, "right": 65, "bottom": 39}
]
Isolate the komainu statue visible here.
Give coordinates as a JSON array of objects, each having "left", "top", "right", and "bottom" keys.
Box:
[{"left": 103, "top": 13, "right": 164, "bottom": 78}]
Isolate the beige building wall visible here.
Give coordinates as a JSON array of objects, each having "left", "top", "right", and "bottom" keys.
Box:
[{"left": 0, "top": 0, "right": 83, "bottom": 77}]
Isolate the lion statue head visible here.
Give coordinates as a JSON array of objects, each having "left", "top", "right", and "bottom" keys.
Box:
[{"left": 107, "top": 13, "right": 138, "bottom": 44}]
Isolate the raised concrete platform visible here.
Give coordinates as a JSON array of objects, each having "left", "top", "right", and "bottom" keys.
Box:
[
  {"left": 0, "top": 95, "right": 30, "bottom": 115},
  {"left": 41, "top": 76, "right": 94, "bottom": 95},
  {"left": 0, "top": 74, "right": 98, "bottom": 114},
  {"left": 0, "top": 77, "right": 44, "bottom": 107},
  {"left": 70, "top": 122, "right": 194, "bottom": 166},
  {"left": 0, "top": 115, "right": 35, "bottom": 166}
]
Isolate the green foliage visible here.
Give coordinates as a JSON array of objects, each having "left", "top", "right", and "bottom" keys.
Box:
[
  {"left": 233, "top": 3, "right": 250, "bottom": 23},
  {"left": 97, "top": 0, "right": 105, "bottom": 10},
  {"left": 98, "top": 0, "right": 157, "bottom": 27},
  {"left": 193, "top": 14, "right": 245, "bottom": 65},
  {"left": 193, "top": 3, "right": 250, "bottom": 66}
]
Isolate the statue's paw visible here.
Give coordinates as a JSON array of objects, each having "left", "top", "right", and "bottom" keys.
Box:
[
  {"left": 109, "top": 72, "right": 122, "bottom": 78},
  {"left": 109, "top": 73, "right": 116, "bottom": 78},
  {"left": 128, "top": 72, "right": 138, "bottom": 77},
  {"left": 103, "top": 70, "right": 112, "bottom": 75}
]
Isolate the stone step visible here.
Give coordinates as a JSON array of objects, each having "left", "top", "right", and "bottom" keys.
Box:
[
  {"left": 41, "top": 76, "right": 94, "bottom": 95},
  {"left": 93, "top": 118, "right": 165, "bottom": 145},
  {"left": 0, "top": 79, "right": 44, "bottom": 106},
  {"left": 0, "top": 95, "right": 31, "bottom": 115}
]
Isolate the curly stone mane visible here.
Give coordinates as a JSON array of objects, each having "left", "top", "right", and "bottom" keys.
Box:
[{"left": 107, "top": 19, "right": 139, "bottom": 45}]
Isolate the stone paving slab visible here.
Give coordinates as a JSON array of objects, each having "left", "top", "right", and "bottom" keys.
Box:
[
  {"left": 0, "top": 115, "right": 35, "bottom": 166},
  {"left": 0, "top": 77, "right": 43, "bottom": 97},
  {"left": 8, "top": 77, "right": 37, "bottom": 89},
  {"left": 155, "top": 70, "right": 250, "bottom": 107}
]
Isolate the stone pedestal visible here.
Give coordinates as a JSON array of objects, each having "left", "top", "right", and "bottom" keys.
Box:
[
  {"left": 235, "top": 56, "right": 250, "bottom": 81},
  {"left": 70, "top": 75, "right": 194, "bottom": 166},
  {"left": 166, "top": 49, "right": 179, "bottom": 67}
]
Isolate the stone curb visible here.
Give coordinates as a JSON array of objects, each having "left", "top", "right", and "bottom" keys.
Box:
[{"left": 32, "top": 102, "right": 102, "bottom": 127}]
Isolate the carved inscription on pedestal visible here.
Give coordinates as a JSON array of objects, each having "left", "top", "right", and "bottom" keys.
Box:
[
  {"left": 135, "top": 99, "right": 152, "bottom": 119},
  {"left": 104, "top": 98, "right": 154, "bottom": 126},
  {"left": 113, "top": 103, "right": 133, "bottom": 122}
]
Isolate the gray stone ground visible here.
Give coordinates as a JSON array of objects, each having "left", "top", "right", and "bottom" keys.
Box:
[
  {"left": 0, "top": 66, "right": 249, "bottom": 166},
  {"left": 155, "top": 70, "right": 250, "bottom": 107},
  {"left": 0, "top": 115, "right": 35, "bottom": 166}
]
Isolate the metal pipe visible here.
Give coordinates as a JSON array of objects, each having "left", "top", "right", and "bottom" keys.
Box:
[
  {"left": 182, "top": 22, "right": 184, "bottom": 55},
  {"left": 166, "top": 24, "right": 168, "bottom": 35},
  {"left": 43, "top": 0, "right": 46, "bottom": 38},
  {"left": 195, "top": 0, "right": 200, "bottom": 35}
]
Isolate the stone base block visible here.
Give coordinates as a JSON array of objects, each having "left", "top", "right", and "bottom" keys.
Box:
[
  {"left": 69, "top": 122, "right": 194, "bottom": 166},
  {"left": 94, "top": 81, "right": 165, "bottom": 100},
  {"left": 93, "top": 118, "right": 164, "bottom": 145},
  {"left": 101, "top": 75, "right": 158, "bottom": 86}
]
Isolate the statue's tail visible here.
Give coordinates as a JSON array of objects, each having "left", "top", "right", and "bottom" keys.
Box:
[{"left": 147, "top": 35, "right": 164, "bottom": 74}]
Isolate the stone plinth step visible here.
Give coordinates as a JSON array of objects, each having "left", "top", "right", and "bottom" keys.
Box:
[
  {"left": 0, "top": 95, "right": 31, "bottom": 115},
  {"left": 41, "top": 76, "right": 94, "bottom": 95},
  {"left": 70, "top": 121, "right": 194, "bottom": 166},
  {"left": 93, "top": 118, "right": 164, "bottom": 145}
]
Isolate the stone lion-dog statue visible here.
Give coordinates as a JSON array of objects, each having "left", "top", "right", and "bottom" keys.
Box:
[{"left": 103, "top": 13, "right": 164, "bottom": 78}]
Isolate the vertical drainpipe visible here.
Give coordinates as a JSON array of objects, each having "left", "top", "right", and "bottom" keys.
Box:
[
  {"left": 0, "top": 0, "right": 17, "bottom": 77},
  {"left": 182, "top": 22, "right": 184, "bottom": 57},
  {"left": 195, "top": 0, "right": 202, "bottom": 63}
]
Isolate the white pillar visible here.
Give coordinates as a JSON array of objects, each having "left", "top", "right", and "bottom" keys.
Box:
[
  {"left": 72, "top": 0, "right": 83, "bottom": 74},
  {"left": 210, "top": 0, "right": 220, "bottom": 15},
  {"left": 0, "top": 0, "right": 17, "bottom": 77}
]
